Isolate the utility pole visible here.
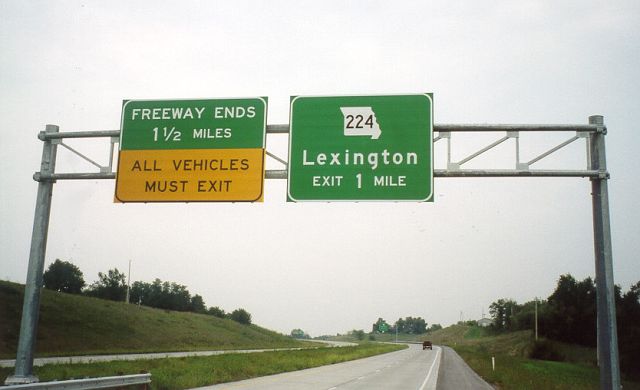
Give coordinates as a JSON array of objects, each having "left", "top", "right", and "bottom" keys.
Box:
[
  {"left": 126, "top": 259, "right": 131, "bottom": 304},
  {"left": 535, "top": 297, "right": 538, "bottom": 341}
]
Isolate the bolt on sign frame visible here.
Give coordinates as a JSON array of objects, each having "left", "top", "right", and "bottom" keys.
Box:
[{"left": 6, "top": 116, "right": 620, "bottom": 390}]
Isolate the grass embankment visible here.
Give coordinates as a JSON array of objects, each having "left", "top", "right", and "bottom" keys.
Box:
[
  {"left": 431, "top": 324, "right": 640, "bottom": 390},
  {"left": 0, "top": 280, "right": 310, "bottom": 358},
  {"left": 325, "top": 329, "right": 434, "bottom": 344},
  {"left": 0, "top": 343, "right": 406, "bottom": 389},
  {"left": 1, "top": 281, "right": 406, "bottom": 388}
]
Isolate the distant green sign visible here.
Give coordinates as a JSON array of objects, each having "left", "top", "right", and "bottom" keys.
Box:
[
  {"left": 287, "top": 94, "right": 433, "bottom": 201},
  {"left": 120, "top": 98, "right": 267, "bottom": 150},
  {"left": 378, "top": 323, "right": 389, "bottom": 333}
]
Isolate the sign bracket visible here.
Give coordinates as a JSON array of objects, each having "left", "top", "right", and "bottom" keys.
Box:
[{"left": 265, "top": 150, "right": 288, "bottom": 167}]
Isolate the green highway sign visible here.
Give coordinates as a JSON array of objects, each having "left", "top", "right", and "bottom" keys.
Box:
[
  {"left": 287, "top": 94, "right": 433, "bottom": 201},
  {"left": 120, "top": 98, "right": 267, "bottom": 150}
]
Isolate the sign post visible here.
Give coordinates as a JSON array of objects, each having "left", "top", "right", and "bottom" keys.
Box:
[
  {"left": 116, "top": 98, "right": 267, "bottom": 202},
  {"left": 5, "top": 125, "right": 58, "bottom": 385},
  {"left": 287, "top": 94, "right": 433, "bottom": 201}
]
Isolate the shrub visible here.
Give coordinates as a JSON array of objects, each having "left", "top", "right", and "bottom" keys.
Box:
[
  {"left": 43, "top": 259, "right": 85, "bottom": 294},
  {"left": 529, "top": 339, "right": 564, "bottom": 362},
  {"left": 229, "top": 308, "right": 252, "bottom": 325}
]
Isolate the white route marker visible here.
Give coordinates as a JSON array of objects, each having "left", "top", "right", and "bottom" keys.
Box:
[{"left": 340, "top": 106, "right": 382, "bottom": 139}]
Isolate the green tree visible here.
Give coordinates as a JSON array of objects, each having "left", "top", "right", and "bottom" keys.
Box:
[
  {"left": 427, "top": 323, "right": 443, "bottom": 332},
  {"left": 395, "top": 318, "right": 406, "bottom": 333},
  {"left": 130, "top": 278, "right": 194, "bottom": 312},
  {"left": 290, "top": 329, "right": 309, "bottom": 339},
  {"left": 409, "top": 317, "right": 428, "bottom": 334},
  {"left": 489, "top": 298, "right": 519, "bottom": 331},
  {"left": 395, "top": 316, "right": 427, "bottom": 334},
  {"left": 167, "top": 282, "right": 191, "bottom": 311},
  {"left": 229, "top": 308, "right": 252, "bottom": 324},
  {"left": 85, "top": 268, "right": 127, "bottom": 301},
  {"left": 207, "top": 306, "right": 226, "bottom": 318},
  {"left": 616, "top": 281, "right": 640, "bottom": 379},
  {"left": 129, "top": 280, "right": 150, "bottom": 305},
  {"left": 351, "top": 329, "right": 365, "bottom": 340},
  {"left": 545, "top": 274, "right": 596, "bottom": 346},
  {"left": 489, "top": 299, "right": 506, "bottom": 330},
  {"left": 42, "top": 259, "right": 85, "bottom": 294},
  {"left": 190, "top": 294, "right": 206, "bottom": 313},
  {"left": 509, "top": 299, "right": 548, "bottom": 332}
]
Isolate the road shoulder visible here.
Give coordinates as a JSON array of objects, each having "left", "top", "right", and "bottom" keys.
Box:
[{"left": 436, "top": 346, "right": 494, "bottom": 390}]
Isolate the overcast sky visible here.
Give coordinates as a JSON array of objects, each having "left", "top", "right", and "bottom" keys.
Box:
[{"left": 1, "top": 1, "right": 639, "bottom": 337}]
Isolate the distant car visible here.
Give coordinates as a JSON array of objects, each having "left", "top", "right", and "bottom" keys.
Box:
[{"left": 422, "top": 341, "right": 433, "bottom": 350}]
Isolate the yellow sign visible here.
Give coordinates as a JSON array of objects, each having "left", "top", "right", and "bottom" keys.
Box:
[{"left": 115, "top": 148, "right": 264, "bottom": 202}]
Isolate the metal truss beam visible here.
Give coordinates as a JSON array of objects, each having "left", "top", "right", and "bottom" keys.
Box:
[{"left": 33, "top": 123, "right": 607, "bottom": 182}]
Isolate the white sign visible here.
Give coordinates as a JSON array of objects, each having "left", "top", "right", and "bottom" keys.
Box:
[{"left": 340, "top": 107, "right": 382, "bottom": 140}]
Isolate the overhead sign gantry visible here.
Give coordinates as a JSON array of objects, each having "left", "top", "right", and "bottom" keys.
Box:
[{"left": 6, "top": 91, "right": 621, "bottom": 389}]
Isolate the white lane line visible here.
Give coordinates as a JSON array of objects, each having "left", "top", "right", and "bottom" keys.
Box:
[
  {"left": 418, "top": 346, "right": 442, "bottom": 390},
  {"left": 328, "top": 387, "right": 337, "bottom": 390},
  {"left": 357, "top": 376, "right": 365, "bottom": 380}
]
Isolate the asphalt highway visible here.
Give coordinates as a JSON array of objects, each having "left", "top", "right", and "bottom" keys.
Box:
[
  {"left": 2, "top": 342, "right": 494, "bottom": 389},
  {"left": 194, "top": 344, "right": 442, "bottom": 390}
]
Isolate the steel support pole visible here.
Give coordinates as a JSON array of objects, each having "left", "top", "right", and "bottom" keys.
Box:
[
  {"left": 589, "top": 115, "right": 621, "bottom": 389},
  {"left": 5, "top": 125, "right": 59, "bottom": 385}
]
